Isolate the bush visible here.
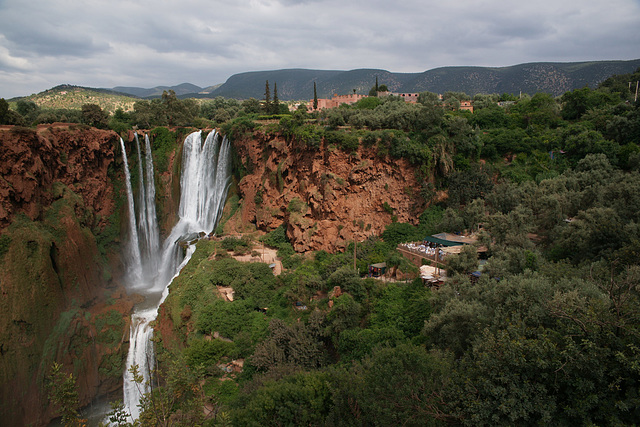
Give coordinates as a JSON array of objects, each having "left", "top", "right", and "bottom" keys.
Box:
[
  {"left": 287, "top": 197, "right": 306, "bottom": 213},
  {"left": 0, "top": 234, "right": 11, "bottom": 257},
  {"left": 150, "top": 127, "right": 177, "bottom": 173},
  {"left": 221, "top": 236, "right": 251, "bottom": 253},
  {"left": 382, "top": 201, "right": 394, "bottom": 215},
  {"left": 325, "top": 130, "right": 359, "bottom": 152},
  {"left": 261, "top": 225, "right": 289, "bottom": 249},
  {"left": 184, "top": 338, "right": 235, "bottom": 368},
  {"left": 381, "top": 222, "right": 421, "bottom": 247}
]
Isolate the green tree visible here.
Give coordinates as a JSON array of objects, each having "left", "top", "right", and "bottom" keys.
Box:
[
  {"left": 130, "top": 351, "right": 215, "bottom": 427},
  {"left": 355, "top": 96, "right": 381, "bottom": 110},
  {"left": 47, "top": 362, "right": 82, "bottom": 426},
  {"left": 0, "top": 98, "right": 8, "bottom": 124},
  {"left": 445, "top": 164, "right": 494, "bottom": 207},
  {"left": 368, "top": 76, "right": 380, "bottom": 96},
  {"left": 213, "top": 108, "right": 231, "bottom": 123},
  {"left": 352, "top": 345, "right": 453, "bottom": 426},
  {"left": 381, "top": 221, "right": 420, "bottom": 247},
  {"left": 313, "top": 82, "right": 318, "bottom": 110},
  {"left": 446, "top": 244, "right": 478, "bottom": 276},
  {"left": 553, "top": 206, "right": 626, "bottom": 263},
  {"left": 16, "top": 99, "right": 38, "bottom": 117},
  {"left": 328, "top": 344, "right": 454, "bottom": 425},
  {"left": 510, "top": 92, "right": 561, "bottom": 128},
  {"left": 470, "top": 103, "right": 511, "bottom": 129},
  {"left": 326, "top": 294, "right": 363, "bottom": 336},
  {"left": 418, "top": 91, "right": 440, "bottom": 107},
  {"left": 242, "top": 97, "right": 261, "bottom": 114},
  {"left": 81, "top": 103, "right": 108, "bottom": 128},
  {"left": 161, "top": 90, "right": 197, "bottom": 126},
  {"left": 472, "top": 93, "right": 498, "bottom": 110},
  {"left": 263, "top": 80, "right": 271, "bottom": 114},
  {"left": 461, "top": 198, "right": 486, "bottom": 232},
  {"left": 272, "top": 82, "right": 280, "bottom": 115},
  {"left": 105, "top": 400, "right": 134, "bottom": 427},
  {"left": 131, "top": 100, "right": 155, "bottom": 128},
  {"left": 232, "top": 371, "right": 332, "bottom": 426},
  {"left": 436, "top": 270, "right": 640, "bottom": 425},
  {"left": 561, "top": 87, "right": 618, "bottom": 120},
  {"left": 250, "top": 317, "right": 328, "bottom": 372}
]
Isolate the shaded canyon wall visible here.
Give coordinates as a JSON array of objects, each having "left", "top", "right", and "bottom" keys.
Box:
[{"left": 0, "top": 124, "right": 135, "bottom": 426}]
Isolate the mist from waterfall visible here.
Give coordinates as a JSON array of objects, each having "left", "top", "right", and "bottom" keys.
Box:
[{"left": 120, "top": 130, "right": 231, "bottom": 420}]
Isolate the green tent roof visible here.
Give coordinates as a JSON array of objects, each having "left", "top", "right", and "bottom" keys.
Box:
[{"left": 423, "top": 236, "right": 465, "bottom": 247}]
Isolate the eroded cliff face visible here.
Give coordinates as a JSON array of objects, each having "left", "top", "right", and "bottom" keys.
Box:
[
  {"left": 232, "top": 131, "right": 425, "bottom": 253},
  {"left": 0, "top": 124, "right": 134, "bottom": 426},
  {"left": 0, "top": 124, "right": 116, "bottom": 229}
]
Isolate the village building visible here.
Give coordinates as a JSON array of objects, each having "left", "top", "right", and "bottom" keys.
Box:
[
  {"left": 459, "top": 100, "right": 474, "bottom": 113},
  {"left": 397, "top": 92, "right": 420, "bottom": 103},
  {"left": 368, "top": 262, "right": 387, "bottom": 277},
  {"left": 308, "top": 93, "right": 367, "bottom": 111},
  {"left": 307, "top": 89, "right": 473, "bottom": 112},
  {"left": 377, "top": 91, "right": 420, "bottom": 103}
]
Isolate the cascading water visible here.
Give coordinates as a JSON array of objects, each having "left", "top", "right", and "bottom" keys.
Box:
[
  {"left": 119, "top": 138, "right": 143, "bottom": 285},
  {"left": 143, "top": 134, "right": 160, "bottom": 272},
  {"left": 120, "top": 130, "right": 231, "bottom": 420}
]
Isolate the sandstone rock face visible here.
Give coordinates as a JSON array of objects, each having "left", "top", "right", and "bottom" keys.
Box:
[
  {"left": 0, "top": 124, "right": 133, "bottom": 426},
  {"left": 234, "top": 131, "right": 424, "bottom": 253},
  {"left": 0, "top": 124, "right": 115, "bottom": 229}
]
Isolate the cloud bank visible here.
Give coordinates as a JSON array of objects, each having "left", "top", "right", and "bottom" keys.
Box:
[{"left": 1, "top": 0, "right": 639, "bottom": 98}]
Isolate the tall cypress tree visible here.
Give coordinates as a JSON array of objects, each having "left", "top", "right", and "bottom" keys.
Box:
[
  {"left": 272, "top": 82, "right": 280, "bottom": 115},
  {"left": 313, "top": 82, "right": 318, "bottom": 110},
  {"left": 264, "top": 80, "right": 271, "bottom": 114}
]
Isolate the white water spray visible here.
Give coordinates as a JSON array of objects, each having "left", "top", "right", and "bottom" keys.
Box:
[
  {"left": 119, "top": 138, "right": 143, "bottom": 285},
  {"left": 143, "top": 134, "right": 160, "bottom": 270},
  {"left": 121, "top": 130, "right": 231, "bottom": 420}
]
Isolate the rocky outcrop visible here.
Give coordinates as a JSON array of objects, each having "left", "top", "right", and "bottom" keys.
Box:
[
  {"left": 0, "top": 124, "right": 116, "bottom": 229},
  {"left": 0, "top": 124, "right": 134, "bottom": 426},
  {"left": 233, "top": 131, "right": 425, "bottom": 253}
]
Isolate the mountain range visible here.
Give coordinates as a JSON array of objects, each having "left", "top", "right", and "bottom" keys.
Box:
[{"left": 107, "top": 59, "right": 640, "bottom": 101}]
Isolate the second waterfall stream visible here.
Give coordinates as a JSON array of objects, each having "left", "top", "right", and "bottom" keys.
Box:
[{"left": 119, "top": 130, "right": 231, "bottom": 420}]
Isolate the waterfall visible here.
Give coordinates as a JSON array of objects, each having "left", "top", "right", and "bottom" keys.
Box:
[
  {"left": 122, "top": 130, "right": 231, "bottom": 420},
  {"left": 130, "top": 133, "right": 161, "bottom": 284},
  {"left": 143, "top": 134, "right": 160, "bottom": 271},
  {"left": 119, "top": 138, "right": 143, "bottom": 285},
  {"left": 134, "top": 133, "right": 146, "bottom": 254}
]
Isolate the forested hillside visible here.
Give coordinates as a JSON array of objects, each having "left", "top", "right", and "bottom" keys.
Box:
[
  {"left": 105, "top": 69, "right": 640, "bottom": 425},
  {"left": 210, "top": 59, "right": 640, "bottom": 99},
  {"left": 1, "top": 66, "right": 640, "bottom": 426}
]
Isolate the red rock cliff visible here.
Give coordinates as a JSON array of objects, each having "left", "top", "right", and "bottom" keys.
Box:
[
  {"left": 233, "top": 131, "right": 425, "bottom": 252},
  {"left": 0, "top": 124, "right": 133, "bottom": 426},
  {"left": 0, "top": 124, "right": 116, "bottom": 229}
]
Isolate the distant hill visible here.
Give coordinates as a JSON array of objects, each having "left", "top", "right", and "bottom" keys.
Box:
[
  {"left": 12, "top": 84, "right": 139, "bottom": 114},
  {"left": 112, "top": 82, "right": 203, "bottom": 99},
  {"left": 207, "top": 59, "right": 640, "bottom": 100},
  {"left": 10, "top": 59, "right": 640, "bottom": 108}
]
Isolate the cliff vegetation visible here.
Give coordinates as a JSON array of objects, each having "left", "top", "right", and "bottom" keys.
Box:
[
  {"left": 2, "top": 66, "right": 640, "bottom": 426},
  {"left": 110, "top": 68, "right": 640, "bottom": 425}
]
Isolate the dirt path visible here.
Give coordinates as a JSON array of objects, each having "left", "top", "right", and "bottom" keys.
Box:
[{"left": 230, "top": 246, "right": 283, "bottom": 275}]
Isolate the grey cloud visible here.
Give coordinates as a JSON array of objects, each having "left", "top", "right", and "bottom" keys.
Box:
[
  {"left": 3, "top": 29, "right": 110, "bottom": 58},
  {"left": 0, "top": 0, "right": 639, "bottom": 99}
]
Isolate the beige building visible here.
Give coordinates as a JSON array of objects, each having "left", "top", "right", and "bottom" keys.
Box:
[{"left": 308, "top": 93, "right": 367, "bottom": 111}]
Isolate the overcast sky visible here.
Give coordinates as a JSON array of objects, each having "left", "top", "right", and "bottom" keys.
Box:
[{"left": 1, "top": 0, "right": 639, "bottom": 99}]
